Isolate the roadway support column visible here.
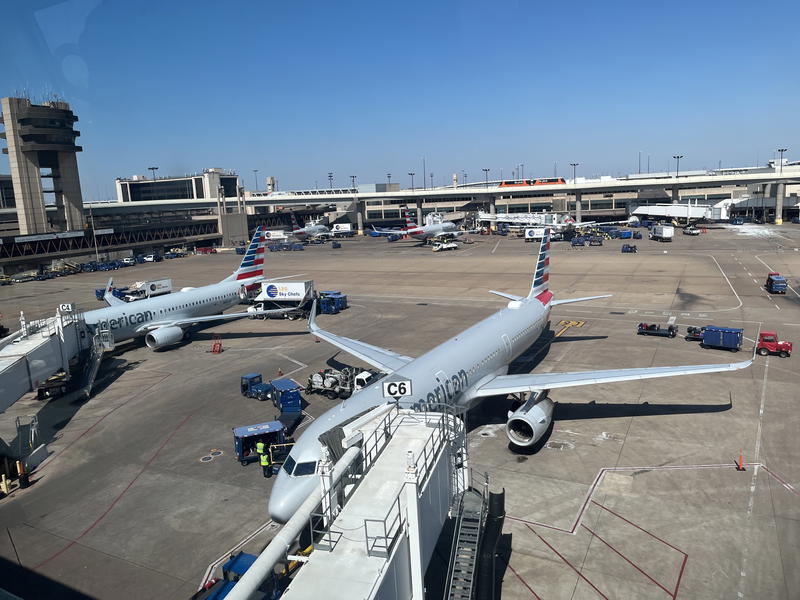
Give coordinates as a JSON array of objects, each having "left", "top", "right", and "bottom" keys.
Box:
[
  {"left": 405, "top": 451, "right": 424, "bottom": 599},
  {"left": 672, "top": 185, "right": 679, "bottom": 204},
  {"left": 416, "top": 198, "right": 423, "bottom": 226},
  {"left": 574, "top": 191, "right": 582, "bottom": 223},
  {"left": 775, "top": 182, "right": 785, "bottom": 224}
]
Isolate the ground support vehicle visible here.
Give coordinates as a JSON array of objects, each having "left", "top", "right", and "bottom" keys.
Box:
[
  {"left": 756, "top": 331, "right": 792, "bottom": 357},
  {"left": 588, "top": 236, "right": 603, "bottom": 246},
  {"left": 240, "top": 373, "right": 272, "bottom": 400},
  {"left": 305, "top": 367, "right": 379, "bottom": 399},
  {"left": 765, "top": 273, "right": 788, "bottom": 294},
  {"left": 632, "top": 231, "right": 643, "bottom": 239},
  {"left": 685, "top": 326, "right": 706, "bottom": 341},
  {"left": 730, "top": 217, "right": 744, "bottom": 225},
  {"left": 123, "top": 278, "right": 172, "bottom": 301},
  {"left": 249, "top": 280, "right": 314, "bottom": 319},
  {"left": 232, "top": 421, "right": 286, "bottom": 465},
  {"left": 621, "top": 244, "right": 637, "bottom": 253},
  {"left": 432, "top": 241, "right": 458, "bottom": 252},
  {"left": 618, "top": 230, "right": 633, "bottom": 239},
  {"left": 699, "top": 326, "right": 743, "bottom": 351},
  {"left": 637, "top": 323, "right": 677, "bottom": 338},
  {"left": 649, "top": 225, "right": 675, "bottom": 242},
  {"left": 320, "top": 291, "right": 347, "bottom": 310},
  {"left": 571, "top": 236, "right": 586, "bottom": 247},
  {"left": 683, "top": 227, "right": 701, "bottom": 235},
  {"left": 0, "top": 276, "right": 10, "bottom": 286},
  {"left": 266, "top": 378, "right": 304, "bottom": 432}
]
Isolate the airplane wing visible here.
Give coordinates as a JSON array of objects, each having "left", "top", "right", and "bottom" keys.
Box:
[
  {"left": 135, "top": 308, "right": 292, "bottom": 332},
  {"left": 308, "top": 300, "right": 413, "bottom": 373},
  {"left": 471, "top": 357, "right": 753, "bottom": 398}
]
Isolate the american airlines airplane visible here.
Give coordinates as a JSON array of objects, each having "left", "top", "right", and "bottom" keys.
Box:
[
  {"left": 267, "top": 229, "right": 753, "bottom": 523},
  {"left": 83, "top": 226, "right": 289, "bottom": 350},
  {"left": 290, "top": 213, "right": 332, "bottom": 240},
  {"left": 372, "top": 210, "right": 472, "bottom": 243}
]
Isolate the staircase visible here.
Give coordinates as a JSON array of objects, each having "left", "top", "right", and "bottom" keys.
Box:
[
  {"left": 445, "top": 489, "right": 486, "bottom": 600},
  {"left": 81, "top": 327, "right": 113, "bottom": 398}
]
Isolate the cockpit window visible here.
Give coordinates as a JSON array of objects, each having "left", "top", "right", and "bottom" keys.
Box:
[
  {"left": 283, "top": 456, "right": 296, "bottom": 475},
  {"left": 293, "top": 461, "right": 317, "bottom": 476}
]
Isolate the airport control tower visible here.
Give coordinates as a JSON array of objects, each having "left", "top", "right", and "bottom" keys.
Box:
[{"left": 0, "top": 96, "right": 85, "bottom": 234}]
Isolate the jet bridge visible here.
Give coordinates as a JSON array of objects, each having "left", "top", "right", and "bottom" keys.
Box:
[
  {"left": 0, "top": 308, "right": 99, "bottom": 412},
  {"left": 226, "top": 403, "right": 474, "bottom": 600}
]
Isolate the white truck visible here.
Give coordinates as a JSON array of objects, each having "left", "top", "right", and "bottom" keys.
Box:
[
  {"left": 263, "top": 230, "right": 288, "bottom": 242},
  {"left": 248, "top": 280, "right": 315, "bottom": 320},
  {"left": 649, "top": 225, "right": 674, "bottom": 242},
  {"left": 124, "top": 278, "right": 172, "bottom": 301},
  {"left": 524, "top": 227, "right": 546, "bottom": 242},
  {"left": 331, "top": 223, "right": 355, "bottom": 237},
  {"left": 306, "top": 368, "right": 382, "bottom": 399}
]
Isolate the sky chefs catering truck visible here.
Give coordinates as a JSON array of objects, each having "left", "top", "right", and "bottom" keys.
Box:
[
  {"left": 524, "top": 227, "right": 546, "bottom": 241},
  {"left": 124, "top": 278, "right": 172, "bottom": 301},
  {"left": 332, "top": 223, "right": 355, "bottom": 237},
  {"left": 649, "top": 225, "right": 674, "bottom": 242},
  {"left": 248, "top": 280, "right": 314, "bottom": 319}
]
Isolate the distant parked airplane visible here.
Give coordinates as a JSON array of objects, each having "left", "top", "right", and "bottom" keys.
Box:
[
  {"left": 290, "top": 213, "right": 332, "bottom": 240},
  {"left": 83, "top": 226, "right": 289, "bottom": 350},
  {"left": 267, "top": 228, "right": 753, "bottom": 523},
  {"left": 373, "top": 210, "right": 473, "bottom": 242}
]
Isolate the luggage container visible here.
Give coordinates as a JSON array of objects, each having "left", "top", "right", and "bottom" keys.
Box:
[{"left": 700, "top": 326, "right": 743, "bottom": 351}]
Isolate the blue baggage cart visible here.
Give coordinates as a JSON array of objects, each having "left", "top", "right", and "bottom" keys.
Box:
[{"left": 232, "top": 421, "right": 286, "bottom": 466}]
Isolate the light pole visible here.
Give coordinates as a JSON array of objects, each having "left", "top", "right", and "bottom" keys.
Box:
[
  {"left": 462, "top": 171, "right": 467, "bottom": 185},
  {"left": 148, "top": 166, "right": 158, "bottom": 181},
  {"left": 570, "top": 162, "right": 579, "bottom": 184},
  {"left": 253, "top": 169, "right": 258, "bottom": 191},
  {"left": 408, "top": 172, "right": 415, "bottom": 191},
  {"left": 777, "top": 148, "right": 788, "bottom": 174},
  {"left": 350, "top": 175, "right": 357, "bottom": 191},
  {"left": 387, "top": 173, "right": 391, "bottom": 185},
  {"left": 328, "top": 172, "right": 333, "bottom": 189},
  {"left": 482, "top": 168, "right": 489, "bottom": 188},
  {"left": 673, "top": 155, "right": 683, "bottom": 178},
  {"left": 520, "top": 163, "right": 524, "bottom": 180},
  {"left": 430, "top": 172, "right": 434, "bottom": 189}
]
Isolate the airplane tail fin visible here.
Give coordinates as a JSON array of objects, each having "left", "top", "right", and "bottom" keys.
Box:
[
  {"left": 527, "top": 228, "right": 552, "bottom": 304},
  {"left": 403, "top": 209, "right": 419, "bottom": 229},
  {"left": 223, "top": 226, "right": 265, "bottom": 282},
  {"left": 290, "top": 212, "right": 302, "bottom": 233}
]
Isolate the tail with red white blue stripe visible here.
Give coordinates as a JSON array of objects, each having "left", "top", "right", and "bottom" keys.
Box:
[
  {"left": 290, "top": 212, "right": 302, "bottom": 233},
  {"left": 527, "top": 228, "right": 552, "bottom": 305},
  {"left": 222, "top": 226, "right": 265, "bottom": 282},
  {"left": 403, "top": 209, "right": 419, "bottom": 229}
]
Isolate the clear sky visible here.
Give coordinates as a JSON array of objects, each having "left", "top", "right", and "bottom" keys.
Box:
[{"left": 2, "top": 0, "right": 798, "bottom": 199}]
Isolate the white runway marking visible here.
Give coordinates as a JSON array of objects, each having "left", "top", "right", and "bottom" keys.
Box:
[{"left": 491, "top": 240, "right": 501, "bottom": 254}]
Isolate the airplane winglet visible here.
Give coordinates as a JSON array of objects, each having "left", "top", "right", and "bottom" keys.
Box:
[{"left": 103, "top": 277, "right": 125, "bottom": 306}]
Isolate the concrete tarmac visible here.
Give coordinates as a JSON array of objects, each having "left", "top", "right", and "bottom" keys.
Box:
[{"left": 0, "top": 224, "right": 798, "bottom": 599}]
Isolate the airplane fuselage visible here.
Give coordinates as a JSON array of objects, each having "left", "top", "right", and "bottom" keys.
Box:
[
  {"left": 294, "top": 224, "right": 331, "bottom": 239},
  {"left": 408, "top": 222, "right": 457, "bottom": 241},
  {"left": 82, "top": 279, "right": 249, "bottom": 343},
  {"left": 268, "top": 295, "right": 549, "bottom": 522}
]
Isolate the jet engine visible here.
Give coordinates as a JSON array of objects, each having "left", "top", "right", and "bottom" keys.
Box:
[
  {"left": 506, "top": 391, "right": 554, "bottom": 448},
  {"left": 145, "top": 326, "right": 184, "bottom": 349}
]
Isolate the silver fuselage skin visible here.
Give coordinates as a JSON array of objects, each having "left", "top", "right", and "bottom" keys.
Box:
[
  {"left": 268, "top": 296, "right": 549, "bottom": 522},
  {"left": 293, "top": 224, "right": 331, "bottom": 239},
  {"left": 82, "top": 279, "right": 251, "bottom": 343}
]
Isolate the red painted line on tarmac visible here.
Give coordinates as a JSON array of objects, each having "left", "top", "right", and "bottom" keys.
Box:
[
  {"left": 34, "top": 409, "right": 197, "bottom": 570},
  {"left": 592, "top": 501, "right": 688, "bottom": 555},
  {"left": 673, "top": 553, "right": 688, "bottom": 599},
  {"left": 526, "top": 524, "right": 609, "bottom": 599},
  {"left": 581, "top": 524, "right": 672, "bottom": 596},
  {"left": 760, "top": 464, "right": 800, "bottom": 497},
  {"left": 505, "top": 562, "right": 543, "bottom": 600}
]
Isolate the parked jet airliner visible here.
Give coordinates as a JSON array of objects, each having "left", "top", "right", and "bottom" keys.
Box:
[
  {"left": 372, "top": 210, "right": 471, "bottom": 242},
  {"left": 267, "top": 229, "right": 753, "bottom": 523},
  {"left": 290, "top": 213, "right": 332, "bottom": 241},
  {"left": 83, "top": 226, "right": 288, "bottom": 349}
]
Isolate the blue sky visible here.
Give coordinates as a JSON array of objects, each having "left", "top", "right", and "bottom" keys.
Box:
[{"left": 2, "top": 0, "right": 798, "bottom": 198}]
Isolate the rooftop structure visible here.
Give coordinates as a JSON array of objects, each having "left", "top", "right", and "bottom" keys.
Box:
[{"left": 0, "top": 97, "right": 85, "bottom": 234}]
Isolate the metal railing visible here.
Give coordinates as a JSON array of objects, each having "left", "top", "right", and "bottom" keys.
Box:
[{"left": 364, "top": 495, "right": 404, "bottom": 558}]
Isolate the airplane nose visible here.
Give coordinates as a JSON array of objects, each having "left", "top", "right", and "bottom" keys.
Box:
[{"left": 268, "top": 472, "right": 293, "bottom": 524}]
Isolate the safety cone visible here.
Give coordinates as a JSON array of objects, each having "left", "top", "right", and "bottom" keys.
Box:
[
  {"left": 277, "top": 368, "right": 283, "bottom": 377},
  {"left": 737, "top": 450, "right": 745, "bottom": 471}
]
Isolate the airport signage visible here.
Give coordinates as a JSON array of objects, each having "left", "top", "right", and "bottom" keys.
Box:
[
  {"left": 383, "top": 379, "right": 413, "bottom": 398},
  {"left": 95, "top": 228, "right": 114, "bottom": 235},
  {"left": 55, "top": 231, "right": 85, "bottom": 239},
  {"left": 14, "top": 233, "right": 57, "bottom": 242},
  {"left": 59, "top": 304, "right": 74, "bottom": 312}
]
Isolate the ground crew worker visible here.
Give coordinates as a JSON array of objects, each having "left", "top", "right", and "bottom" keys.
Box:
[
  {"left": 260, "top": 451, "right": 272, "bottom": 478},
  {"left": 255, "top": 439, "right": 266, "bottom": 457}
]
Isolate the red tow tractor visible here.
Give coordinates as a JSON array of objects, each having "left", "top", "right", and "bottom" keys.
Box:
[{"left": 756, "top": 331, "right": 792, "bottom": 358}]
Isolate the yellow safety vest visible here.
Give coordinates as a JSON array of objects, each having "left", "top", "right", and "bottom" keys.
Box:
[
  {"left": 260, "top": 453, "right": 271, "bottom": 467},
  {"left": 256, "top": 441, "right": 266, "bottom": 455}
]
